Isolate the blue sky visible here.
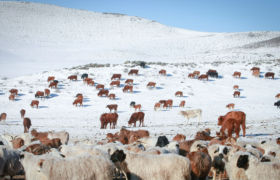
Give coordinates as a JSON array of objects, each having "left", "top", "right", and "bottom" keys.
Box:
[{"left": 2, "top": 0, "right": 280, "bottom": 32}]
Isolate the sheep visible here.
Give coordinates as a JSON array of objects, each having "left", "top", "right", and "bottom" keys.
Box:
[
  {"left": 261, "top": 155, "right": 280, "bottom": 162},
  {"left": 237, "top": 154, "right": 280, "bottom": 180},
  {"left": 1, "top": 133, "right": 32, "bottom": 149},
  {"left": 60, "top": 147, "right": 110, "bottom": 160},
  {"left": 31, "top": 129, "right": 69, "bottom": 145},
  {"left": 224, "top": 151, "right": 250, "bottom": 180},
  {"left": 265, "top": 148, "right": 280, "bottom": 160},
  {"left": 20, "top": 152, "right": 64, "bottom": 180},
  {"left": 259, "top": 140, "right": 280, "bottom": 150},
  {"left": 236, "top": 138, "right": 259, "bottom": 148},
  {"left": 0, "top": 146, "right": 7, "bottom": 176},
  {"left": 244, "top": 146, "right": 262, "bottom": 159},
  {"left": 146, "top": 141, "right": 179, "bottom": 154},
  {"left": 132, "top": 137, "right": 158, "bottom": 149},
  {"left": 110, "top": 149, "right": 192, "bottom": 180},
  {"left": 186, "top": 151, "right": 211, "bottom": 180},
  {"left": 228, "top": 145, "right": 246, "bottom": 160},
  {"left": 26, "top": 143, "right": 50, "bottom": 155},
  {"left": 208, "top": 145, "right": 231, "bottom": 180},
  {"left": 1, "top": 148, "right": 22, "bottom": 179},
  {"left": 37, "top": 153, "right": 114, "bottom": 180},
  {"left": 190, "top": 140, "right": 209, "bottom": 152}
]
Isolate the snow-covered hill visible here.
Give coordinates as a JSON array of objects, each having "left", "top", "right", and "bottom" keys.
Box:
[
  {"left": 1, "top": 1, "right": 280, "bottom": 78},
  {"left": 0, "top": 63, "right": 279, "bottom": 143}
]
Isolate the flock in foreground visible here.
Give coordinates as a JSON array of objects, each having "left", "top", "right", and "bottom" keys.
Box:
[{"left": 0, "top": 64, "right": 280, "bottom": 180}]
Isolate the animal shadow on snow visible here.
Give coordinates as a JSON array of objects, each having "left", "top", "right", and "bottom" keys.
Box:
[
  {"left": 239, "top": 96, "right": 246, "bottom": 98},
  {"left": 240, "top": 77, "right": 248, "bottom": 80},
  {"left": 115, "top": 98, "right": 121, "bottom": 100},
  {"left": 218, "top": 75, "right": 224, "bottom": 79},
  {"left": 39, "top": 106, "right": 48, "bottom": 109},
  {"left": 144, "top": 66, "right": 151, "bottom": 68},
  {"left": 14, "top": 99, "right": 21, "bottom": 101},
  {"left": 246, "top": 133, "right": 270, "bottom": 137},
  {"left": 48, "top": 94, "right": 59, "bottom": 99},
  {"left": 117, "top": 111, "right": 126, "bottom": 113},
  {"left": 274, "top": 78, "right": 280, "bottom": 80},
  {"left": 57, "top": 87, "right": 65, "bottom": 89},
  {"left": 156, "top": 87, "right": 164, "bottom": 90},
  {"left": 238, "top": 89, "right": 244, "bottom": 91},
  {"left": 83, "top": 105, "right": 91, "bottom": 107},
  {"left": 233, "top": 109, "right": 243, "bottom": 111},
  {"left": 18, "top": 94, "right": 25, "bottom": 96},
  {"left": 133, "top": 83, "right": 140, "bottom": 86},
  {"left": 83, "top": 98, "right": 90, "bottom": 102},
  {"left": 162, "top": 110, "right": 170, "bottom": 111},
  {"left": 173, "top": 106, "right": 180, "bottom": 108},
  {"left": 0, "top": 93, "right": 5, "bottom": 95},
  {"left": 120, "top": 78, "right": 126, "bottom": 81},
  {"left": 166, "top": 74, "right": 173, "bottom": 77},
  {"left": 138, "top": 74, "right": 144, "bottom": 76},
  {"left": 118, "top": 84, "right": 125, "bottom": 88},
  {"left": 7, "top": 121, "right": 21, "bottom": 124},
  {"left": 58, "top": 84, "right": 65, "bottom": 87},
  {"left": 208, "top": 79, "right": 215, "bottom": 82},
  {"left": 133, "top": 91, "right": 141, "bottom": 93},
  {"left": 104, "top": 88, "right": 110, "bottom": 90}
]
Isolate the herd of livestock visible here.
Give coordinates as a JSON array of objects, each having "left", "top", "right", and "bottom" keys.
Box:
[{"left": 0, "top": 64, "right": 280, "bottom": 180}]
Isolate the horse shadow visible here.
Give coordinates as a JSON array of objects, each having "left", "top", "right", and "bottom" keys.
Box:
[
  {"left": 104, "top": 88, "right": 110, "bottom": 90},
  {"left": 144, "top": 66, "right": 151, "bottom": 68},
  {"left": 18, "top": 94, "right": 25, "bottom": 96},
  {"left": 118, "top": 84, "right": 125, "bottom": 88},
  {"left": 218, "top": 75, "right": 224, "bottom": 79},
  {"left": 259, "top": 75, "right": 264, "bottom": 78},
  {"left": 274, "top": 78, "right": 280, "bottom": 80},
  {"left": 259, "top": 72, "right": 265, "bottom": 74},
  {"left": 239, "top": 96, "right": 247, "bottom": 98},
  {"left": 57, "top": 87, "right": 65, "bottom": 89},
  {"left": 156, "top": 87, "right": 164, "bottom": 90},
  {"left": 58, "top": 84, "right": 65, "bottom": 87},
  {"left": 39, "top": 106, "right": 48, "bottom": 109},
  {"left": 208, "top": 79, "right": 215, "bottom": 82},
  {"left": 117, "top": 111, "right": 126, "bottom": 113},
  {"left": 48, "top": 94, "right": 59, "bottom": 99},
  {"left": 166, "top": 74, "right": 173, "bottom": 77},
  {"left": 133, "top": 83, "right": 140, "bottom": 86},
  {"left": 120, "top": 78, "right": 126, "bottom": 81},
  {"left": 173, "top": 106, "right": 180, "bottom": 108},
  {"left": 141, "top": 110, "right": 147, "bottom": 112},
  {"left": 115, "top": 98, "right": 122, "bottom": 100},
  {"left": 162, "top": 110, "right": 170, "bottom": 111},
  {"left": 233, "top": 109, "right": 243, "bottom": 111},
  {"left": 14, "top": 99, "right": 21, "bottom": 101},
  {"left": 133, "top": 91, "right": 141, "bottom": 93},
  {"left": 238, "top": 89, "right": 244, "bottom": 91},
  {"left": 183, "top": 96, "right": 188, "bottom": 98},
  {"left": 83, "top": 99, "right": 90, "bottom": 102},
  {"left": 0, "top": 93, "right": 4, "bottom": 95},
  {"left": 246, "top": 133, "right": 270, "bottom": 137},
  {"left": 8, "top": 121, "right": 21, "bottom": 123},
  {"left": 83, "top": 105, "right": 91, "bottom": 107},
  {"left": 240, "top": 77, "right": 248, "bottom": 80},
  {"left": 138, "top": 74, "right": 144, "bottom": 76}
]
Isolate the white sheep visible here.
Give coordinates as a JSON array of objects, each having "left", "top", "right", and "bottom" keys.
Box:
[
  {"left": 132, "top": 137, "right": 158, "bottom": 149},
  {"left": 260, "top": 141, "right": 280, "bottom": 150},
  {"left": 237, "top": 153, "right": 280, "bottom": 180},
  {"left": 261, "top": 155, "right": 280, "bottom": 162},
  {"left": 225, "top": 151, "right": 250, "bottom": 180},
  {"left": 190, "top": 140, "right": 209, "bottom": 152},
  {"left": 265, "top": 148, "right": 280, "bottom": 160},
  {"left": 61, "top": 147, "right": 110, "bottom": 160},
  {"left": 37, "top": 153, "right": 114, "bottom": 180},
  {"left": 2, "top": 148, "right": 22, "bottom": 179},
  {"left": 236, "top": 139, "right": 259, "bottom": 148},
  {"left": 146, "top": 141, "right": 179, "bottom": 154},
  {"left": 244, "top": 146, "right": 262, "bottom": 159},
  {"left": 20, "top": 152, "right": 64, "bottom": 180},
  {"left": 111, "top": 150, "right": 192, "bottom": 180}
]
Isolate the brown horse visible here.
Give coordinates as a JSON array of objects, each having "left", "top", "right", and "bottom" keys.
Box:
[
  {"left": 233, "top": 72, "right": 241, "bottom": 79},
  {"left": 218, "top": 111, "right": 246, "bottom": 137},
  {"left": 23, "top": 118, "right": 32, "bottom": 133},
  {"left": 128, "top": 69, "right": 139, "bottom": 76},
  {"left": 159, "top": 69, "right": 166, "bottom": 76},
  {"left": 0, "top": 113, "right": 7, "bottom": 124},
  {"left": 265, "top": 72, "right": 275, "bottom": 80},
  {"left": 128, "top": 112, "right": 145, "bottom": 127},
  {"left": 108, "top": 94, "right": 115, "bottom": 100},
  {"left": 47, "top": 76, "right": 55, "bottom": 82},
  {"left": 96, "top": 84, "right": 105, "bottom": 90},
  {"left": 45, "top": 89, "right": 50, "bottom": 97},
  {"left": 110, "top": 81, "right": 120, "bottom": 87},
  {"left": 30, "top": 100, "right": 39, "bottom": 109},
  {"left": 179, "top": 101, "right": 185, "bottom": 107},
  {"left": 20, "top": 109, "right": 26, "bottom": 119},
  {"left": 35, "top": 91, "right": 45, "bottom": 100},
  {"left": 73, "top": 99, "right": 83, "bottom": 107},
  {"left": 10, "top": 89, "right": 18, "bottom": 96},
  {"left": 100, "top": 113, "right": 118, "bottom": 129},
  {"left": 68, "top": 75, "right": 77, "bottom": 81},
  {"left": 198, "top": 75, "right": 208, "bottom": 81},
  {"left": 111, "top": 74, "right": 121, "bottom": 80},
  {"left": 175, "top": 91, "right": 183, "bottom": 97},
  {"left": 146, "top": 82, "right": 156, "bottom": 88},
  {"left": 49, "top": 82, "right": 58, "bottom": 89},
  {"left": 125, "top": 79, "right": 133, "bottom": 85},
  {"left": 123, "top": 85, "right": 133, "bottom": 93},
  {"left": 9, "top": 94, "right": 15, "bottom": 101},
  {"left": 98, "top": 90, "right": 109, "bottom": 97}
]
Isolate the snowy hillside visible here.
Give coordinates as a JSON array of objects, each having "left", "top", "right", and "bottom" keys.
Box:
[
  {"left": 0, "top": 63, "right": 279, "bottom": 143},
  {"left": 1, "top": 1, "right": 280, "bottom": 79}
]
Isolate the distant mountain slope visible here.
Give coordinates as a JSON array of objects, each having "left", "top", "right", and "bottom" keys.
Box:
[{"left": 0, "top": 1, "right": 279, "bottom": 69}]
